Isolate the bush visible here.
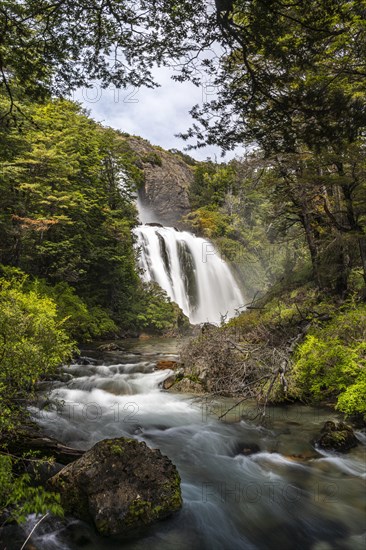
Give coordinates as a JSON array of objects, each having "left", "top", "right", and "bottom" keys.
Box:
[
  {"left": 31, "top": 280, "right": 118, "bottom": 341},
  {"left": 0, "top": 277, "right": 74, "bottom": 434},
  {"left": 0, "top": 454, "right": 63, "bottom": 523},
  {"left": 128, "top": 283, "right": 190, "bottom": 333},
  {"left": 291, "top": 303, "right": 366, "bottom": 416},
  {"left": 142, "top": 151, "right": 163, "bottom": 166}
]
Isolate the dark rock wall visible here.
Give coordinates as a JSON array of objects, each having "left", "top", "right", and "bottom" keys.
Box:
[{"left": 126, "top": 136, "right": 193, "bottom": 227}]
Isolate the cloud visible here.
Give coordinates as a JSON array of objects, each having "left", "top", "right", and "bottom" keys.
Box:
[{"left": 71, "top": 67, "right": 243, "bottom": 162}]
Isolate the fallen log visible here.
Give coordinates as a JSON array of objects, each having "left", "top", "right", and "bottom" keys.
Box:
[{"left": 1, "top": 425, "right": 84, "bottom": 465}]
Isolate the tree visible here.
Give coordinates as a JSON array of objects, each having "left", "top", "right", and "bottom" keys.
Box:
[
  {"left": 183, "top": 1, "right": 366, "bottom": 152},
  {"left": 0, "top": 0, "right": 211, "bottom": 121},
  {"left": 180, "top": 1, "right": 366, "bottom": 291}
]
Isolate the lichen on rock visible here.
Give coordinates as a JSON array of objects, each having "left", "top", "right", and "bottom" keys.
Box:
[{"left": 49, "top": 437, "right": 182, "bottom": 537}]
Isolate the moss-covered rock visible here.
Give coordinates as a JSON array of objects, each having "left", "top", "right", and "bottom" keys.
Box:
[
  {"left": 313, "top": 421, "right": 358, "bottom": 452},
  {"left": 49, "top": 437, "right": 182, "bottom": 537}
]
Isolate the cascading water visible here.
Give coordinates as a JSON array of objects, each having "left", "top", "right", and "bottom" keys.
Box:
[
  {"left": 134, "top": 225, "right": 244, "bottom": 324},
  {"left": 29, "top": 339, "right": 366, "bottom": 550}
]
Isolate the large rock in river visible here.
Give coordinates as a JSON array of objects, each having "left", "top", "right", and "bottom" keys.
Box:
[
  {"left": 313, "top": 421, "right": 358, "bottom": 452},
  {"left": 49, "top": 437, "right": 182, "bottom": 537}
]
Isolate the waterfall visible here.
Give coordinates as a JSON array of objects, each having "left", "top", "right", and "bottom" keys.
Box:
[{"left": 133, "top": 225, "right": 244, "bottom": 324}]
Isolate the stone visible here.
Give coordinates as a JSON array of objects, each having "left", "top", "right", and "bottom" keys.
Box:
[
  {"left": 49, "top": 437, "right": 182, "bottom": 538},
  {"left": 172, "top": 378, "right": 203, "bottom": 394},
  {"left": 138, "top": 333, "right": 152, "bottom": 340},
  {"left": 97, "top": 343, "right": 123, "bottom": 352},
  {"left": 236, "top": 443, "right": 261, "bottom": 456},
  {"left": 162, "top": 375, "right": 177, "bottom": 390},
  {"left": 313, "top": 421, "right": 358, "bottom": 452},
  {"left": 155, "top": 360, "right": 179, "bottom": 370}
]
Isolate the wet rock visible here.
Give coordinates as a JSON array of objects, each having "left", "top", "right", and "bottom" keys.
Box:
[
  {"left": 236, "top": 443, "right": 261, "bottom": 456},
  {"left": 49, "top": 437, "right": 182, "bottom": 538},
  {"left": 162, "top": 375, "right": 177, "bottom": 390},
  {"left": 40, "top": 371, "right": 73, "bottom": 383},
  {"left": 97, "top": 343, "right": 123, "bottom": 352},
  {"left": 78, "top": 356, "right": 97, "bottom": 366},
  {"left": 282, "top": 451, "right": 319, "bottom": 462},
  {"left": 126, "top": 136, "right": 193, "bottom": 227},
  {"left": 155, "top": 360, "right": 179, "bottom": 370},
  {"left": 0, "top": 522, "right": 26, "bottom": 550},
  {"left": 313, "top": 421, "right": 358, "bottom": 452},
  {"left": 183, "top": 359, "right": 210, "bottom": 389}
]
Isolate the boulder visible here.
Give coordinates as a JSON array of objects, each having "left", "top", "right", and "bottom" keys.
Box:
[
  {"left": 182, "top": 359, "right": 210, "bottom": 389},
  {"left": 313, "top": 421, "right": 358, "bottom": 452},
  {"left": 138, "top": 333, "right": 152, "bottom": 340},
  {"left": 49, "top": 437, "right": 182, "bottom": 537}
]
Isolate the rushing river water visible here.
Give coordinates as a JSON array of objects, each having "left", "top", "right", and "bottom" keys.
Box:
[{"left": 30, "top": 338, "right": 366, "bottom": 550}]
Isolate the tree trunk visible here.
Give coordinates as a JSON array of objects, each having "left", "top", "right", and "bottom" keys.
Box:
[{"left": 301, "top": 211, "right": 322, "bottom": 289}]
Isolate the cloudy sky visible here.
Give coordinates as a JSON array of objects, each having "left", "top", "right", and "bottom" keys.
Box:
[{"left": 71, "top": 67, "right": 243, "bottom": 162}]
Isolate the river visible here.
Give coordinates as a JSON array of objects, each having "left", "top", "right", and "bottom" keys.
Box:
[{"left": 29, "top": 337, "right": 366, "bottom": 550}]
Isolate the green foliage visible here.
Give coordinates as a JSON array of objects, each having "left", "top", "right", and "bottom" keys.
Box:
[
  {"left": 292, "top": 303, "right": 366, "bottom": 416},
  {"left": 127, "top": 283, "right": 190, "bottom": 333},
  {"left": 184, "top": 1, "right": 366, "bottom": 154},
  {"left": 141, "top": 152, "right": 163, "bottom": 167},
  {"left": 30, "top": 280, "right": 118, "bottom": 342},
  {"left": 0, "top": 96, "right": 179, "bottom": 336},
  {"left": 0, "top": 276, "right": 74, "bottom": 434},
  {"left": 187, "top": 155, "right": 310, "bottom": 298},
  {"left": 0, "top": 454, "right": 63, "bottom": 523},
  {"left": 168, "top": 149, "right": 197, "bottom": 166},
  {"left": 0, "top": 0, "right": 206, "bottom": 119}
]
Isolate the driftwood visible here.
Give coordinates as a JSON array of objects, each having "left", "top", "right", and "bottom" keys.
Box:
[{"left": 1, "top": 426, "right": 84, "bottom": 465}]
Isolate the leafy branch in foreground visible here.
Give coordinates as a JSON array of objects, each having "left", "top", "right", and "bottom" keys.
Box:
[{"left": 0, "top": 453, "right": 63, "bottom": 524}]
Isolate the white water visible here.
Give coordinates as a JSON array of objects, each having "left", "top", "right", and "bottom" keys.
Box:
[
  {"left": 133, "top": 225, "right": 244, "bottom": 324},
  {"left": 29, "top": 340, "right": 366, "bottom": 550}
]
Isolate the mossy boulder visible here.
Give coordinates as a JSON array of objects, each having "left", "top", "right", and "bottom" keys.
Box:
[
  {"left": 49, "top": 437, "right": 182, "bottom": 537},
  {"left": 313, "top": 421, "right": 358, "bottom": 452}
]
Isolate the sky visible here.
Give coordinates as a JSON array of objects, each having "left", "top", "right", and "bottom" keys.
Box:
[{"left": 71, "top": 66, "right": 243, "bottom": 162}]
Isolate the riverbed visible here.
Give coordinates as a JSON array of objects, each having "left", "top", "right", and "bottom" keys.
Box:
[{"left": 30, "top": 338, "right": 366, "bottom": 550}]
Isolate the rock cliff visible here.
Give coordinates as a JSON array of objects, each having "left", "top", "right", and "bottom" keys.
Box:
[{"left": 125, "top": 136, "right": 194, "bottom": 227}]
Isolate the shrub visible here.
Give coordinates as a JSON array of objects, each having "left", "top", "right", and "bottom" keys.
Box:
[
  {"left": 291, "top": 303, "right": 366, "bottom": 416},
  {"left": 0, "top": 277, "right": 74, "bottom": 434}
]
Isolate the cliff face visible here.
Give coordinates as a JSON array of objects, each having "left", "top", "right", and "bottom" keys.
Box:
[{"left": 125, "top": 136, "right": 194, "bottom": 227}]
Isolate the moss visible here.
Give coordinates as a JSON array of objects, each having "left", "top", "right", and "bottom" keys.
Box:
[
  {"left": 164, "top": 470, "right": 182, "bottom": 510},
  {"left": 186, "top": 374, "right": 200, "bottom": 383},
  {"left": 108, "top": 442, "right": 125, "bottom": 455},
  {"left": 55, "top": 478, "right": 88, "bottom": 520},
  {"left": 124, "top": 499, "right": 155, "bottom": 527}
]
